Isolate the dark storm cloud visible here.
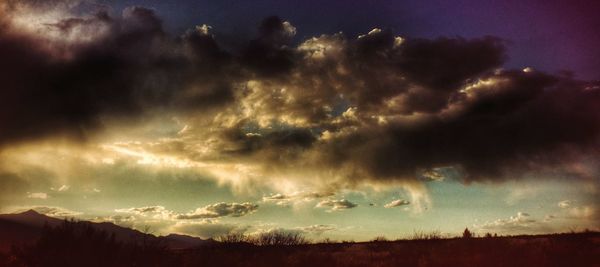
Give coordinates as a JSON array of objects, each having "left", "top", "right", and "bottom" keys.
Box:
[
  {"left": 222, "top": 126, "right": 316, "bottom": 155},
  {"left": 1, "top": 1, "right": 599, "bottom": 184},
  {"left": 0, "top": 3, "right": 233, "bottom": 146},
  {"left": 323, "top": 72, "right": 600, "bottom": 182},
  {"left": 241, "top": 16, "right": 298, "bottom": 77}
]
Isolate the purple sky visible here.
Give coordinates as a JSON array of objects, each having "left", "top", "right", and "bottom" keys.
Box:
[{"left": 107, "top": 0, "right": 600, "bottom": 79}]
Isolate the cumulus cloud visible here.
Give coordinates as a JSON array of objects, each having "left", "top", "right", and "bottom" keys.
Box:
[
  {"left": 476, "top": 207, "right": 600, "bottom": 235},
  {"left": 384, "top": 199, "right": 410, "bottom": 208},
  {"left": 475, "top": 212, "right": 546, "bottom": 234},
  {"left": 316, "top": 199, "right": 357, "bottom": 211},
  {"left": 176, "top": 202, "right": 259, "bottom": 219},
  {"left": 116, "top": 202, "right": 259, "bottom": 220},
  {"left": 0, "top": 0, "right": 598, "bottom": 198}
]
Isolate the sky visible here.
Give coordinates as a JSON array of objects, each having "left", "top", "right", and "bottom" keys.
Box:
[{"left": 0, "top": 0, "right": 598, "bottom": 241}]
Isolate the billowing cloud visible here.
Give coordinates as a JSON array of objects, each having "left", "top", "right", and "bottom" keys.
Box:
[
  {"left": 316, "top": 199, "right": 357, "bottom": 211},
  {"left": 0, "top": 1, "right": 235, "bottom": 147},
  {"left": 384, "top": 199, "right": 410, "bottom": 208},
  {"left": 0, "top": 0, "right": 598, "bottom": 202}
]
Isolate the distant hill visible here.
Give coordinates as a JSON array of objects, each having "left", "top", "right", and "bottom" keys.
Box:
[{"left": 0, "top": 210, "right": 212, "bottom": 252}]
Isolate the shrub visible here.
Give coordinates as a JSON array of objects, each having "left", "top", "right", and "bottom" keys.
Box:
[
  {"left": 217, "top": 232, "right": 249, "bottom": 243},
  {"left": 463, "top": 228, "right": 473, "bottom": 239}
]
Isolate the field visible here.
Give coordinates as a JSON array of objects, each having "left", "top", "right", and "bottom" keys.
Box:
[{"left": 177, "top": 233, "right": 600, "bottom": 267}]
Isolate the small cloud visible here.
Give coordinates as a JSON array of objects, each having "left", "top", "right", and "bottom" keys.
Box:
[
  {"left": 262, "top": 193, "right": 290, "bottom": 206},
  {"left": 316, "top": 199, "right": 357, "bottom": 211},
  {"left": 544, "top": 214, "right": 556, "bottom": 222},
  {"left": 558, "top": 200, "right": 571, "bottom": 208},
  {"left": 417, "top": 169, "right": 445, "bottom": 181},
  {"left": 50, "top": 185, "right": 70, "bottom": 192},
  {"left": 27, "top": 192, "right": 48, "bottom": 199},
  {"left": 384, "top": 199, "right": 410, "bottom": 208}
]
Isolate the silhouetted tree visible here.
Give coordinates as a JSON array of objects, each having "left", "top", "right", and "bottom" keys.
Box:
[{"left": 463, "top": 228, "right": 473, "bottom": 239}]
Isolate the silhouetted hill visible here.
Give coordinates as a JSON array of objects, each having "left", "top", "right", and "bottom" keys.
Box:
[{"left": 0, "top": 210, "right": 212, "bottom": 252}]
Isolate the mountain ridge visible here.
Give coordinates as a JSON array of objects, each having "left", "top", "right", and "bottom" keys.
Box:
[{"left": 0, "top": 210, "right": 212, "bottom": 252}]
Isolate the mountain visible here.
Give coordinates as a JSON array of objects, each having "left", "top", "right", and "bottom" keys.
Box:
[{"left": 0, "top": 210, "right": 213, "bottom": 252}]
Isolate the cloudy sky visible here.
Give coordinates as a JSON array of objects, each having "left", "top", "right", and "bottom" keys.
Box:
[{"left": 0, "top": 0, "right": 598, "bottom": 241}]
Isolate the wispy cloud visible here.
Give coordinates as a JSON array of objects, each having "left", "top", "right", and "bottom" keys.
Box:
[
  {"left": 297, "top": 224, "right": 336, "bottom": 235},
  {"left": 26, "top": 192, "right": 48, "bottom": 199}
]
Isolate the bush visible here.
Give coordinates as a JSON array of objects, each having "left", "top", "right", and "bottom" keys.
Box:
[
  {"left": 251, "top": 230, "right": 308, "bottom": 246},
  {"left": 217, "top": 232, "right": 249, "bottom": 243}
]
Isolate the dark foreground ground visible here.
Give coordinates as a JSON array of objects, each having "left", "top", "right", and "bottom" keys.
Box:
[
  {"left": 0, "top": 220, "right": 598, "bottom": 267},
  {"left": 176, "top": 234, "right": 600, "bottom": 267}
]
